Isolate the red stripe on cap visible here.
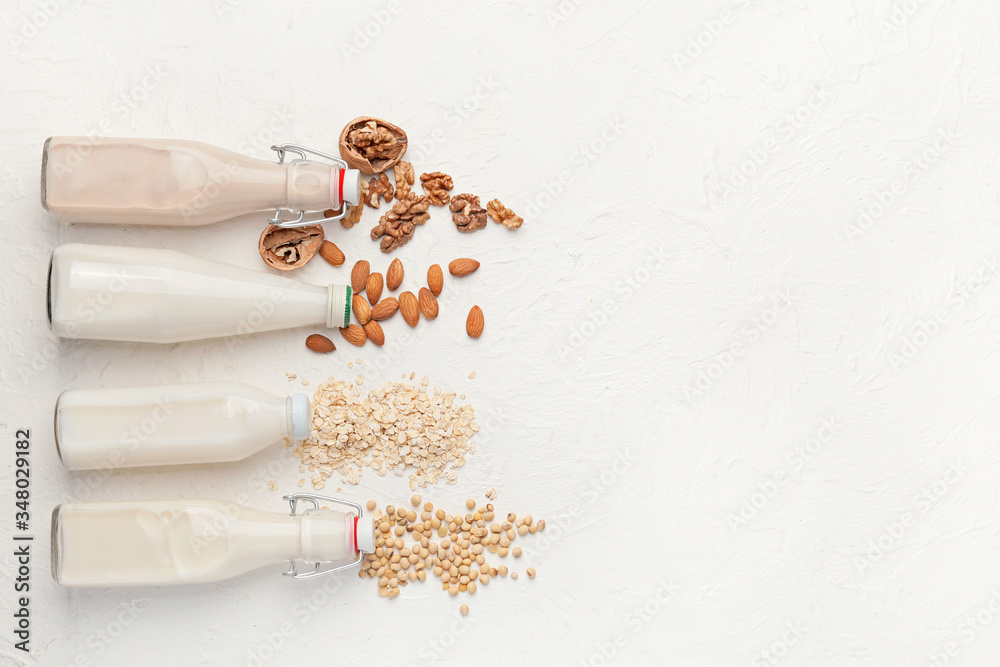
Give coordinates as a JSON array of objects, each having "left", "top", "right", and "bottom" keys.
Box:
[
  {"left": 338, "top": 168, "right": 345, "bottom": 206},
  {"left": 353, "top": 515, "right": 360, "bottom": 553}
]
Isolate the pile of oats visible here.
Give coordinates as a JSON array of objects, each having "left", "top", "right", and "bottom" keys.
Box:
[{"left": 296, "top": 375, "right": 479, "bottom": 490}]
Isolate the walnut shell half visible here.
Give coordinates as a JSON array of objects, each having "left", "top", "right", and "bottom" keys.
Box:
[
  {"left": 339, "top": 116, "right": 408, "bottom": 174},
  {"left": 259, "top": 224, "right": 325, "bottom": 271}
]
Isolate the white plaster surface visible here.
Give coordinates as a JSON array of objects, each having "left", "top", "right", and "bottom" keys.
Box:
[{"left": 2, "top": 1, "right": 1000, "bottom": 665}]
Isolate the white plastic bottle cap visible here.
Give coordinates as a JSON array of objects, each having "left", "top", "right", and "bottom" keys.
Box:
[
  {"left": 326, "top": 283, "right": 352, "bottom": 328},
  {"left": 290, "top": 393, "right": 311, "bottom": 440},
  {"left": 341, "top": 169, "right": 361, "bottom": 206},
  {"left": 355, "top": 514, "right": 375, "bottom": 553}
]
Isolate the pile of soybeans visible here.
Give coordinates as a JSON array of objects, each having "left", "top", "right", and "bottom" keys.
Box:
[{"left": 359, "top": 491, "right": 543, "bottom": 615}]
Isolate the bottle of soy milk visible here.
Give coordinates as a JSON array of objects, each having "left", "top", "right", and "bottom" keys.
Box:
[
  {"left": 55, "top": 381, "right": 311, "bottom": 471},
  {"left": 48, "top": 243, "right": 352, "bottom": 343},
  {"left": 41, "top": 137, "right": 362, "bottom": 227},
  {"left": 51, "top": 495, "right": 375, "bottom": 586}
]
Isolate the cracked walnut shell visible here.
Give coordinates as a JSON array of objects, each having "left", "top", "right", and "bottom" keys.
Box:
[
  {"left": 258, "top": 224, "right": 324, "bottom": 271},
  {"left": 449, "top": 194, "right": 488, "bottom": 233},
  {"left": 486, "top": 198, "right": 524, "bottom": 229},
  {"left": 420, "top": 171, "right": 454, "bottom": 206},
  {"left": 339, "top": 117, "right": 408, "bottom": 174}
]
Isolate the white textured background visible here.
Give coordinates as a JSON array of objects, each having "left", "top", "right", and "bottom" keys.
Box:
[{"left": 2, "top": 1, "right": 1000, "bottom": 665}]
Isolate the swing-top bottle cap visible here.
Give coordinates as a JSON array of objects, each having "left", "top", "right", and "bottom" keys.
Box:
[
  {"left": 342, "top": 169, "right": 361, "bottom": 206},
  {"left": 290, "top": 393, "right": 311, "bottom": 440}
]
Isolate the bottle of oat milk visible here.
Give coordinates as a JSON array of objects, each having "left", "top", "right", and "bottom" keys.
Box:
[
  {"left": 41, "top": 137, "right": 362, "bottom": 227},
  {"left": 55, "top": 381, "right": 312, "bottom": 471},
  {"left": 47, "top": 243, "right": 352, "bottom": 343},
  {"left": 51, "top": 495, "right": 375, "bottom": 586}
]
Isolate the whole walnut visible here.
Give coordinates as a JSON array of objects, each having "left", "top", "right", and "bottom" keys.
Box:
[{"left": 449, "top": 194, "right": 487, "bottom": 233}]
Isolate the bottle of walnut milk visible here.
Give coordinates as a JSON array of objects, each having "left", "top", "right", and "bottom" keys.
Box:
[
  {"left": 41, "top": 137, "right": 362, "bottom": 226},
  {"left": 47, "top": 243, "right": 352, "bottom": 344},
  {"left": 50, "top": 495, "right": 375, "bottom": 586}
]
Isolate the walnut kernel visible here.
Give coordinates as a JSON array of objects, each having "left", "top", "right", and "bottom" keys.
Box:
[
  {"left": 486, "top": 198, "right": 523, "bottom": 229},
  {"left": 449, "top": 194, "right": 488, "bottom": 233},
  {"left": 420, "top": 171, "right": 454, "bottom": 206}
]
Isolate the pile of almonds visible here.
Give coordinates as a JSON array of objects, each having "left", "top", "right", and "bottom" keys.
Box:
[
  {"left": 360, "top": 492, "right": 543, "bottom": 613},
  {"left": 304, "top": 255, "right": 485, "bottom": 353}
]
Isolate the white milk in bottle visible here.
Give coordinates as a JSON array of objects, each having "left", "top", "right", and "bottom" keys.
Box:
[
  {"left": 55, "top": 381, "right": 311, "bottom": 471},
  {"left": 51, "top": 495, "right": 374, "bottom": 587},
  {"left": 47, "top": 243, "right": 351, "bottom": 343},
  {"left": 41, "top": 137, "right": 362, "bottom": 226}
]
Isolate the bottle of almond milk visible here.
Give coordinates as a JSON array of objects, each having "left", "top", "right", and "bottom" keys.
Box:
[
  {"left": 48, "top": 243, "right": 351, "bottom": 343},
  {"left": 55, "top": 381, "right": 311, "bottom": 471},
  {"left": 41, "top": 137, "right": 362, "bottom": 227},
  {"left": 51, "top": 495, "right": 375, "bottom": 587}
]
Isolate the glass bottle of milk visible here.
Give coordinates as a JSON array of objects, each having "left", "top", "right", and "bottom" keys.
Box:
[
  {"left": 55, "top": 381, "right": 312, "bottom": 471},
  {"left": 51, "top": 495, "right": 374, "bottom": 586},
  {"left": 41, "top": 137, "right": 362, "bottom": 227},
  {"left": 47, "top": 243, "right": 352, "bottom": 343}
]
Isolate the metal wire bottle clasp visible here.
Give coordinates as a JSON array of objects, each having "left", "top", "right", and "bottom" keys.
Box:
[
  {"left": 268, "top": 144, "right": 349, "bottom": 229},
  {"left": 281, "top": 493, "right": 364, "bottom": 580}
]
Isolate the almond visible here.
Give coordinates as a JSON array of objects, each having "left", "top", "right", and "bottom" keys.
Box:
[
  {"left": 427, "top": 264, "right": 444, "bottom": 296},
  {"left": 367, "top": 272, "right": 383, "bottom": 304},
  {"left": 352, "top": 294, "right": 372, "bottom": 325},
  {"left": 418, "top": 287, "right": 438, "bottom": 320},
  {"left": 339, "top": 324, "right": 367, "bottom": 346},
  {"left": 371, "top": 297, "right": 399, "bottom": 321},
  {"left": 362, "top": 320, "right": 385, "bottom": 346},
  {"left": 466, "top": 306, "right": 484, "bottom": 338},
  {"left": 305, "top": 333, "right": 336, "bottom": 353},
  {"left": 449, "top": 258, "right": 480, "bottom": 277},
  {"left": 351, "top": 260, "right": 370, "bottom": 293},
  {"left": 399, "top": 291, "right": 420, "bottom": 327},
  {"left": 318, "top": 240, "right": 346, "bottom": 266},
  {"left": 386, "top": 258, "right": 404, "bottom": 291}
]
